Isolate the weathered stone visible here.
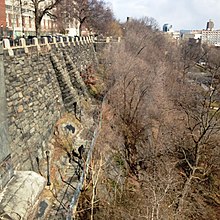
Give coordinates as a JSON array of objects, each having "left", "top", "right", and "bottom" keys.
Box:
[
  {"left": 35, "top": 200, "right": 49, "bottom": 218},
  {"left": 11, "top": 93, "right": 19, "bottom": 100},
  {"left": 18, "top": 92, "right": 23, "bottom": 98},
  {"left": 30, "top": 127, "right": 35, "bottom": 134},
  {"left": 0, "top": 171, "right": 46, "bottom": 219},
  {"left": 23, "top": 124, "right": 30, "bottom": 133},
  {"left": 17, "top": 105, "right": 24, "bottom": 113},
  {"left": 28, "top": 102, "right": 34, "bottom": 107},
  {"left": 7, "top": 101, "right": 13, "bottom": 107}
]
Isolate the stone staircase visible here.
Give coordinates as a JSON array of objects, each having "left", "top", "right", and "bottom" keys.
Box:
[
  {"left": 62, "top": 50, "right": 88, "bottom": 98},
  {"left": 50, "top": 51, "right": 80, "bottom": 114}
]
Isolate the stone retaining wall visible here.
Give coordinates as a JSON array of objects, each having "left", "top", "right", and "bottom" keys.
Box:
[{"left": 0, "top": 37, "right": 97, "bottom": 189}]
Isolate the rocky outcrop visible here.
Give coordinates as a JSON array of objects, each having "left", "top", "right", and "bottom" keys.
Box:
[{"left": 0, "top": 171, "right": 46, "bottom": 220}]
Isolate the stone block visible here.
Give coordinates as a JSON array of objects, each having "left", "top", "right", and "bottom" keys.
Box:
[{"left": 0, "top": 171, "right": 46, "bottom": 219}]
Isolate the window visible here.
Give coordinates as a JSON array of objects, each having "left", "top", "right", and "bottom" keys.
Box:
[
  {"left": 29, "top": 17, "right": 31, "bottom": 28},
  {"left": 8, "top": 14, "right": 12, "bottom": 27},
  {"left": 5, "top": 5, "right": 12, "bottom": 10},
  {"left": 16, "top": 15, "right": 19, "bottom": 27},
  {"left": 22, "top": 16, "right": 25, "bottom": 28}
]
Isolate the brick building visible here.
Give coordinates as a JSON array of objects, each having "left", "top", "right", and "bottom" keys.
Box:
[
  {"left": 0, "top": 0, "right": 6, "bottom": 37},
  {"left": 0, "top": 0, "right": 57, "bottom": 38}
]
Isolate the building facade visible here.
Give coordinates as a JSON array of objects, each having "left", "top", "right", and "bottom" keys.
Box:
[
  {"left": 0, "top": 0, "right": 57, "bottom": 38},
  {"left": 163, "top": 23, "right": 173, "bottom": 32},
  {"left": 181, "top": 30, "right": 202, "bottom": 41},
  {"left": 201, "top": 30, "right": 220, "bottom": 46},
  {"left": 0, "top": 0, "right": 6, "bottom": 38},
  {"left": 206, "top": 19, "right": 214, "bottom": 31}
]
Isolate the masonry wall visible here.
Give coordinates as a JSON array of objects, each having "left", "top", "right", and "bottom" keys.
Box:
[{"left": 0, "top": 38, "right": 96, "bottom": 188}]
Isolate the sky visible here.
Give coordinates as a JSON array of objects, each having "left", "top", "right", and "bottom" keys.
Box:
[{"left": 106, "top": 0, "right": 220, "bottom": 31}]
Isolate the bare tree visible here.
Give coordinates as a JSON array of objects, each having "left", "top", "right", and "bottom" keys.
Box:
[
  {"left": 75, "top": 17, "right": 220, "bottom": 220},
  {"left": 57, "top": 0, "right": 114, "bottom": 35},
  {"left": 107, "top": 20, "right": 123, "bottom": 37},
  {"left": 30, "top": 0, "right": 61, "bottom": 36},
  {"left": 179, "top": 40, "right": 205, "bottom": 77},
  {"left": 88, "top": 18, "right": 182, "bottom": 220},
  {"left": 172, "top": 66, "right": 220, "bottom": 219},
  {"left": 203, "top": 46, "right": 220, "bottom": 87}
]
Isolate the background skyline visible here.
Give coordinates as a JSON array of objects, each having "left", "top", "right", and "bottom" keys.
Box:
[{"left": 106, "top": 0, "right": 220, "bottom": 31}]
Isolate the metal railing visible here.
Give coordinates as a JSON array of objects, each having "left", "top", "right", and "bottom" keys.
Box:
[{"left": 66, "top": 94, "right": 106, "bottom": 220}]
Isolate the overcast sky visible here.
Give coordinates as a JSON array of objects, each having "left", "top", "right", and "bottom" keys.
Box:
[{"left": 106, "top": 0, "right": 220, "bottom": 31}]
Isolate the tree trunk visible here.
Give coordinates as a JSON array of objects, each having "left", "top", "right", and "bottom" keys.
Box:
[
  {"left": 35, "top": 17, "right": 39, "bottom": 37},
  {"left": 79, "top": 22, "right": 83, "bottom": 36}
]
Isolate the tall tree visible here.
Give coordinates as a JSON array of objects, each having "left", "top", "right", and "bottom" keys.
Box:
[
  {"left": 30, "top": 0, "right": 61, "bottom": 36},
  {"left": 78, "top": 17, "right": 220, "bottom": 220},
  {"left": 57, "top": 0, "right": 114, "bottom": 35},
  {"left": 86, "top": 1, "right": 114, "bottom": 35},
  {"left": 179, "top": 39, "right": 205, "bottom": 77}
]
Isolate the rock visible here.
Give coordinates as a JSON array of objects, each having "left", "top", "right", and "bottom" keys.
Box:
[
  {"left": 17, "top": 105, "right": 24, "bottom": 113},
  {"left": 35, "top": 200, "right": 49, "bottom": 218},
  {"left": 65, "top": 124, "right": 75, "bottom": 134},
  {"left": 0, "top": 171, "right": 46, "bottom": 220},
  {"left": 18, "top": 92, "right": 23, "bottom": 98}
]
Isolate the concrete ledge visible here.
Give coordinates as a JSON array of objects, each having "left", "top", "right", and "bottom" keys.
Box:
[{"left": 0, "top": 171, "right": 46, "bottom": 220}]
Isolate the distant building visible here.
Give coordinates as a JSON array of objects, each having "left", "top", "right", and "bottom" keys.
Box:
[
  {"left": 162, "top": 24, "right": 179, "bottom": 44},
  {"left": 177, "top": 20, "right": 220, "bottom": 46},
  {"left": 206, "top": 19, "right": 214, "bottom": 31},
  {"left": 172, "top": 31, "right": 180, "bottom": 40},
  {"left": 201, "top": 30, "right": 220, "bottom": 46},
  {"left": 201, "top": 19, "right": 220, "bottom": 46},
  {"left": 181, "top": 31, "right": 202, "bottom": 41},
  {"left": 163, "top": 23, "right": 173, "bottom": 32},
  {"left": 176, "top": 30, "right": 202, "bottom": 46}
]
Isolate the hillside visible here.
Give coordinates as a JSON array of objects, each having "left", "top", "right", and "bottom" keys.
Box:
[{"left": 76, "top": 18, "right": 220, "bottom": 220}]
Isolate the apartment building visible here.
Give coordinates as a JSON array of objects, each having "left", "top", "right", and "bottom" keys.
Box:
[
  {"left": 0, "top": 0, "right": 57, "bottom": 38},
  {"left": 200, "top": 19, "right": 220, "bottom": 46},
  {"left": 0, "top": 0, "right": 6, "bottom": 37},
  {"left": 206, "top": 19, "right": 214, "bottom": 31},
  {"left": 201, "top": 30, "right": 220, "bottom": 46}
]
